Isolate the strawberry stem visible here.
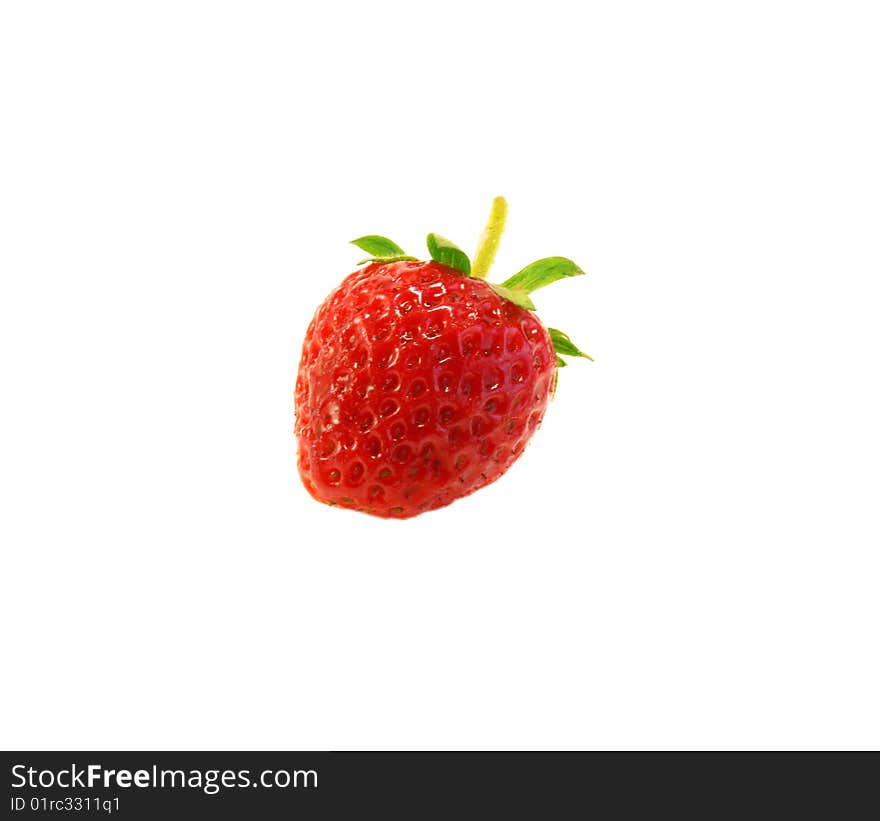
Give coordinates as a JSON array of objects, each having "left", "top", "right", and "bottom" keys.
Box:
[{"left": 471, "top": 196, "right": 508, "bottom": 280}]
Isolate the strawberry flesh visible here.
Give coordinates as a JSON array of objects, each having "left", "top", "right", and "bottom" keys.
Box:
[{"left": 295, "top": 260, "right": 554, "bottom": 518}]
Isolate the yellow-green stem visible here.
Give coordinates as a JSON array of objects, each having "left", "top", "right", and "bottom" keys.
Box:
[{"left": 471, "top": 196, "right": 508, "bottom": 280}]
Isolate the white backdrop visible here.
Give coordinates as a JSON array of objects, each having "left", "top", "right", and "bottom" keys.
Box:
[{"left": 1, "top": 1, "right": 878, "bottom": 750}]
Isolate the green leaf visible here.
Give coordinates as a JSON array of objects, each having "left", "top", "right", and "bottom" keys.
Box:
[
  {"left": 351, "top": 235, "right": 410, "bottom": 258},
  {"left": 426, "top": 233, "right": 471, "bottom": 275},
  {"left": 487, "top": 282, "right": 536, "bottom": 311},
  {"left": 549, "top": 327, "right": 594, "bottom": 361},
  {"left": 556, "top": 355, "right": 567, "bottom": 367},
  {"left": 356, "top": 254, "right": 416, "bottom": 265},
  {"left": 500, "top": 256, "right": 584, "bottom": 294}
]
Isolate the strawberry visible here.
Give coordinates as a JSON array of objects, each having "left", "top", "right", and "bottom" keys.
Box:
[{"left": 294, "top": 197, "right": 592, "bottom": 518}]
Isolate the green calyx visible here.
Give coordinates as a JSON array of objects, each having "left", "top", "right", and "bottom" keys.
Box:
[
  {"left": 426, "top": 233, "right": 471, "bottom": 275},
  {"left": 350, "top": 235, "right": 417, "bottom": 265},
  {"left": 549, "top": 328, "right": 594, "bottom": 362},
  {"left": 351, "top": 197, "right": 593, "bottom": 386}
]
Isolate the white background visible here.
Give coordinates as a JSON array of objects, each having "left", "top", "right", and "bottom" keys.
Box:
[{"left": 1, "top": 1, "right": 878, "bottom": 750}]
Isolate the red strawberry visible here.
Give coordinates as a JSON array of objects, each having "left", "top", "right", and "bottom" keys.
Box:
[{"left": 295, "top": 198, "right": 591, "bottom": 518}]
